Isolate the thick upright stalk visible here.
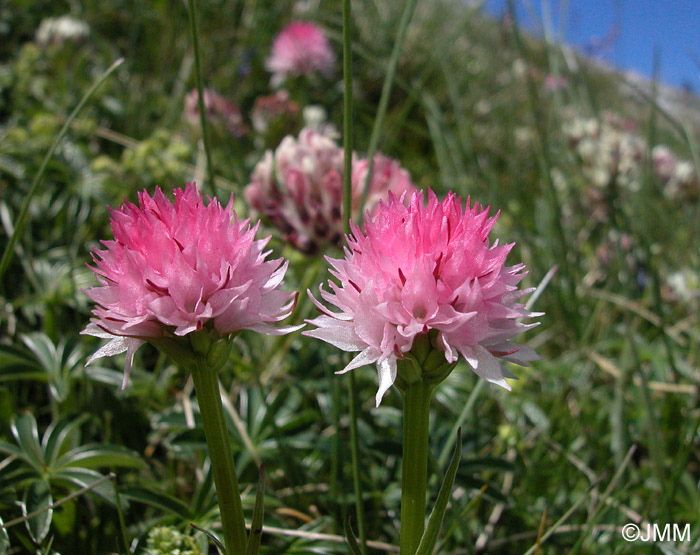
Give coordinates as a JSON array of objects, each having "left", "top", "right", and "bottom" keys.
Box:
[
  {"left": 190, "top": 361, "right": 247, "bottom": 553},
  {"left": 400, "top": 380, "right": 432, "bottom": 554}
]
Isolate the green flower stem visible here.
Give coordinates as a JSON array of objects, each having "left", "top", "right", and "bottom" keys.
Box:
[
  {"left": 342, "top": 0, "right": 354, "bottom": 230},
  {"left": 190, "top": 360, "right": 247, "bottom": 553},
  {"left": 341, "top": 0, "right": 367, "bottom": 550},
  {"left": 358, "top": 0, "right": 419, "bottom": 224},
  {"left": 400, "top": 379, "right": 433, "bottom": 554},
  {"left": 186, "top": 0, "right": 218, "bottom": 198}
]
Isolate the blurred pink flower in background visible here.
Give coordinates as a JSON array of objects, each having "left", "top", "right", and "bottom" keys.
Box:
[
  {"left": 303, "top": 190, "right": 541, "bottom": 405},
  {"left": 82, "top": 184, "right": 299, "bottom": 386},
  {"left": 251, "top": 90, "right": 300, "bottom": 139},
  {"left": 245, "top": 128, "right": 414, "bottom": 254},
  {"left": 351, "top": 154, "right": 414, "bottom": 215},
  {"left": 184, "top": 89, "right": 247, "bottom": 138},
  {"left": 544, "top": 74, "right": 568, "bottom": 91},
  {"left": 266, "top": 22, "right": 335, "bottom": 86},
  {"left": 652, "top": 145, "right": 677, "bottom": 182}
]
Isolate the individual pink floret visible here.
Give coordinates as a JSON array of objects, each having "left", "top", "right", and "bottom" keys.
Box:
[
  {"left": 245, "top": 128, "right": 415, "bottom": 254},
  {"left": 82, "top": 183, "right": 300, "bottom": 387},
  {"left": 266, "top": 22, "right": 335, "bottom": 86},
  {"left": 303, "top": 190, "right": 541, "bottom": 406}
]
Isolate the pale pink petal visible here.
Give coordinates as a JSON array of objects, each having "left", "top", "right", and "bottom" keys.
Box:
[
  {"left": 337, "top": 347, "right": 381, "bottom": 375},
  {"left": 375, "top": 357, "right": 398, "bottom": 407},
  {"left": 462, "top": 345, "right": 510, "bottom": 390},
  {"left": 302, "top": 316, "right": 365, "bottom": 352}
]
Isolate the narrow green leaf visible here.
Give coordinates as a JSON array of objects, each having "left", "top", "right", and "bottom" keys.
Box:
[
  {"left": 191, "top": 523, "right": 226, "bottom": 555},
  {"left": 22, "top": 479, "right": 53, "bottom": 544},
  {"left": 193, "top": 460, "right": 215, "bottom": 515},
  {"left": 11, "top": 413, "right": 45, "bottom": 471},
  {"left": 344, "top": 516, "right": 363, "bottom": 555},
  {"left": 111, "top": 475, "right": 131, "bottom": 555},
  {"left": 55, "top": 444, "right": 144, "bottom": 471},
  {"left": 0, "top": 463, "right": 35, "bottom": 490},
  {"left": 42, "top": 414, "right": 88, "bottom": 468},
  {"left": 244, "top": 465, "right": 266, "bottom": 555},
  {"left": 0, "top": 343, "right": 45, "bottom": 389},
  {"left": 415, "top": 428, "right": 462, "bottom": 555},
  {"left": 20, "top": 333, "right": 58, "bottom": 377},
  {"left": 0, "top": 343, "right": 41, "bottom": 370},
  {"left": 0, "top": 443, "right": 25, "bottom": 459},
  {"left": 120, "top": 486, "right": 194, "bottom": 520},
  {"left": 52, "top": 468, "right": 116, "bottom": 506},
  {"left": 84, "top": 366, "right": 125, "bottom": 387}
]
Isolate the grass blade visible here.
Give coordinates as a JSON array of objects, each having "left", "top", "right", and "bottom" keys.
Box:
[
  {"left": 186, "top": 0, "right": 217, "bottom": 198},
  {"left": 358, "top": 0, "right": 420, "bottom": 222},
  {"left": 344, "top": 516, "right": 363, "bottom": 555},
  {"left": 111, "top": 475, "right": 131, "bottom": 555},
  {"left": 191, "top": 523, "right": 226, "bottom": 555},
  {"left": 244, "top": 465, "right": 266, "bottom": 555},
  {"left": 342, "top": 0, "right": 367, "bottom": 551},
  {"left": 416, "top": 428, "right": 462, "bottom": 555},
  {"left": 437, "top": 380, "right": 483, "bottom": 469}
]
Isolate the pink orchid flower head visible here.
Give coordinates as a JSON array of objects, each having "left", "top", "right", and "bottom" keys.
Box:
[
  {"left": 82, "top": 183, "right": 301, "bottom": 387},
  {"left": 266, "top": 21, "right": 335, "bottom": 86},
  {"left": 245, "top": 128, "right": 415, "bottom": 255},
  {"left": 303, "top": 189, "right": 542, "bottom": 406}
]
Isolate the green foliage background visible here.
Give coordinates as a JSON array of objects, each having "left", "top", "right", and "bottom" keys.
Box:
[{"left": 0, "top": 0, "right": 699, "bottom": 553}]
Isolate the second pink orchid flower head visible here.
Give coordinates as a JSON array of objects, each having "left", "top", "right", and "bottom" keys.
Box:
[
  {"left": 82, "top": 183, "right": 301, "bottom": 386},
  {"left": 245, "top": 128, "right": 415, "bottom": 254},
  {"left": 303, "top": 189, "right": 542, "bottom": 406}
]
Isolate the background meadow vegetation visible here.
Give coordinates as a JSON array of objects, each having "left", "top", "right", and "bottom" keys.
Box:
[{"left": 1, "top": 0, "right": 699, "bottom": 553}]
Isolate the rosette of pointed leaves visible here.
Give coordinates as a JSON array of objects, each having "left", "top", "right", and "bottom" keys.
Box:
[
  {"left": 82, "top": 183, "right": 299, "bottom": 386},
  {"left": 304, "top": 190, "right": 541, "bottom": 405},
  {"left": 0, "top": 413, "right": 143, "bottom": 544}
]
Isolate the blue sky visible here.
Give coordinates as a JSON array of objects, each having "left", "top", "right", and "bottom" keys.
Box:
[{"left": 484, "top": 1, "right": 700, "bottom": 91}]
